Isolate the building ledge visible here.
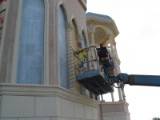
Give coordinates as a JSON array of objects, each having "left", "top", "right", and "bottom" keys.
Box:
[
  {"left": 99, "top": 101, "right": 129, "bottom": 105},
  {"left": 99, "top": 101, "right": 130, "bottom": 113},
  {"left": 0, "top": 83, "right": 97, "bottom": 107}
]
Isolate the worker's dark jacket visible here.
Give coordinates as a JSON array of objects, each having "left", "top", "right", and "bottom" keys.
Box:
[{"left": 97, "top": 47, "right": 112, "bottom": 67}]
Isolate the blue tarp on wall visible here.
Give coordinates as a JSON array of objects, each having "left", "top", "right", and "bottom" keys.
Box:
[{"left": 17, "top": 0, "right": 44, "bottom": 84}]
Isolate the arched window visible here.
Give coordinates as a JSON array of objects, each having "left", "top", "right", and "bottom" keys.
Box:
[
  {"left": 58, "top": 5, "right": 69, "bottom": 88},
  {"left": 17, "top": 0, "right": 45, "bottom": 84}
]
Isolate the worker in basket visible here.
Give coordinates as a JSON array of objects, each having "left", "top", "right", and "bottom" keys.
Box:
[{"left": 96, "top": 44, "right": 115, "bottom": 79}]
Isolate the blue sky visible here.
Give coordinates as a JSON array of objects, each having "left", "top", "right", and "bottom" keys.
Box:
[{"left": 87, "top": 0, "right": 160, "bottom": 119}]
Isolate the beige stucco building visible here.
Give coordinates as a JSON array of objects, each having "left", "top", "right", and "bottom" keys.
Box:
[{"left": 0, "top": 0, "right": 130, "bottom": 120}]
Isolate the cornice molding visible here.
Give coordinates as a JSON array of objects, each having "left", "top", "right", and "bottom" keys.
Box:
[{"left": 86, "top": 12, "right": 119, "bottom": 37}]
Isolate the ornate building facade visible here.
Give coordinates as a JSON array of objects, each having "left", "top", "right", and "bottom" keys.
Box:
[{"left": 0, "top": 0, "right": 130, "bottom": 120}]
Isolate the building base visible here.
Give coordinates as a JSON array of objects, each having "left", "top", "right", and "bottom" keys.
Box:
[
  {"left": 99, "top": 101, "right": 130, "bottom": 120},
  {"left": 0, "top": 84, "right": 98, "bottom": 120}
]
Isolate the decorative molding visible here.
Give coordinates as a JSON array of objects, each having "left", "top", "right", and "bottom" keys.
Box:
[
  {"left": 0, "top": 84, "right": 98, "bottom": 107},
  {"left": 86, "top": 12, "right": 119, "bottom": 37}
]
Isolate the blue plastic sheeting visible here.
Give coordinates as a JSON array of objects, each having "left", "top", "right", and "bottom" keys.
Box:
[
  {"left": 57, "top": 6, "right": 69, "bottom": 88},
  {"left": 129, "top": 75, "right": 160, "bottom": 86},
  {"left": 17, "top": 0, "right": 44, "bottom": 84}
]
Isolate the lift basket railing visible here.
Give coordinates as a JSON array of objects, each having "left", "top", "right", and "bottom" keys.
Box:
[{"left": 74, "top": 46, "right": 102, "bottom": 76}]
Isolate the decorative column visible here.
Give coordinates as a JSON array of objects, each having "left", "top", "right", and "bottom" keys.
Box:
[
  {"left": 0, "top": 0, "right": 20, "bottom": 83},
  {"left": 48, "top": 0, "right": 59, "bottom": 86},
  {"left": 0, "top": 0, "right": 7, "bottom": 43}
]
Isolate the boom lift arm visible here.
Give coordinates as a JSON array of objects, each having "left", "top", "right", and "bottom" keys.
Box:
[
  {"left": 75, "top": 46, "right": 160, "bottom": 95},
  {"left": 118, "top": 73, "right": 160, "bottom": 86}
]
